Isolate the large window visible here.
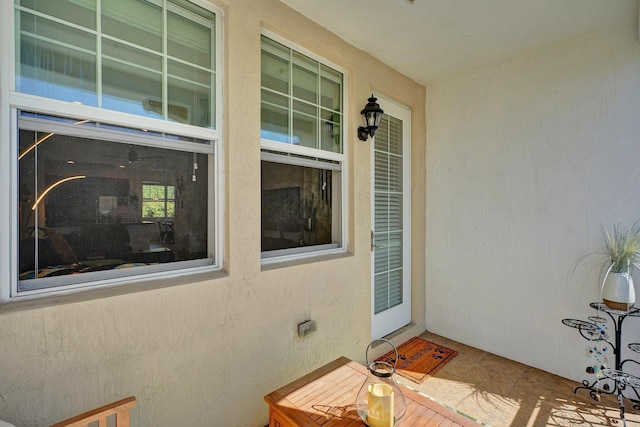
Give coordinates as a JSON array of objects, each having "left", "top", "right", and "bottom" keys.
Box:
[
  {"left": 6, "top": 0, "right": 222, "bottom": 299},
  {"left": 260, "top": 33, "right": 345, "bottom": 261}
]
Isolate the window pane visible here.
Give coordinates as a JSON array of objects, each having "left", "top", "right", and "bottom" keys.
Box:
[
  {"left": 374, "top": 243, "right": 389, "bottom": 275},
  {"left": 374, "top": 273, "right": 389, "bottom": 314},
  {"left": 389, "top": 116, "right": 403, "bottom": 155},
  {"left": 167, "top": 8, "right": 212, "bottom": 69},
  {"left": 143, "top": 200, "right": 167, "bottom": 218},
  {"left": 168, "top": 60, "right": 212, "bottom": 128},
  {"left": 261, "top": 50, "right": 289, "bottom": 94},
  {"left": 19, "top": 0, "right": 97, "bottom": 29},
  {"left": 169, "top": 0, "right": 216, "bottom": 61},
  {"left": 320, "top": 65, "right": 341, "bottom": 110},
  {"left": 374, "top": 152, "right": 389, "bottom": 191},
  {"left": 388, "top": 193, "right": 403, "bottom": 230},
  {"left": 261, "top": 161, "right": 335, "bottom": 252},
  {"left": 103, "top": 40, "right": 163, "bottom": 117},
  {"left": 144, "top": 185, "right": 165, "bottom": 200},
  {"left": 374, "top": 193, "right": 389, "bottom": 233},
  {"left": 388, "top": 154, "right": 403, "bottom": 192},
  {"left": 293, "top": 100, "right": 317, "bottom": 149},
  {"left": 293, "top": 111, "right": 317, "bottom": 149},
  {"left": 102, "top": 0, "right": 162, "bottom": 52},
  {"left": 261, "top": 90, "right": 289, "bottom": 143},
  {"left": 292, "top": 53, "right": 318, "bottom": 103},
  {"left": 18, "top": 115, "right": 211, "bottom": 291},
  {"left": 373, "top": 231, "right": 403, "bottom": 314},
  {"left": 321, "top": 111, "right": 341, "bottom": 153},
  {"left": 374, "top": 267, "right": 403, "bottom": 314},
  {"left": 17, "top": 11, "right": 97, "bottom": 105}
]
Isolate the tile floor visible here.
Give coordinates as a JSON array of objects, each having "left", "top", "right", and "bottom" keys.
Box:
[{"left": 395, "top": 331, "right": 640, "bottom": 426}]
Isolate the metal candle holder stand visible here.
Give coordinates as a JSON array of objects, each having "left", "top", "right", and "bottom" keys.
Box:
[{"left": 563, "top": 302, "right": 640, "bottom": 426}]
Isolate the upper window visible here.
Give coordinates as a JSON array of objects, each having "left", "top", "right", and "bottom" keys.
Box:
[
  {"left": 15, "top": 0, "right": 217, "bottom": 128},
  {"left": 261, "top": 35, "right": 342, "bottom": 152},
  {"left": 8, "top": 0, "right": 221, "bottom": 299},
  {"left": 260, "top": 34, "right": 345, "bottom": 261}
]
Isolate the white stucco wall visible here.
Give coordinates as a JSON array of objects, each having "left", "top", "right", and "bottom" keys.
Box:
[
  {"left": 425, "top": 21, "right": 640, "bottom": 382},
  {"left": 0, "top": 1, "right": 426, "bottom": 426}
]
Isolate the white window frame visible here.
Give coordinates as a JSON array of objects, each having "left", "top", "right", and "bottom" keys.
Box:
[
  {"left": 260, "top": 30, "right": 348, "bottom": 265},
  {"left": 0, "top": 0, "right": 224, "bottom": 302}
]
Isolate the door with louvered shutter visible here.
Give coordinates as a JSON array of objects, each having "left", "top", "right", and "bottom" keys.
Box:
[{"left": 371, "top": 99, "right": 411, "bottom": 339}]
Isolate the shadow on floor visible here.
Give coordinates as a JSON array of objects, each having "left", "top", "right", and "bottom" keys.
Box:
[{"left": 398, "top": 331, "right": 640, "bottom": 426}]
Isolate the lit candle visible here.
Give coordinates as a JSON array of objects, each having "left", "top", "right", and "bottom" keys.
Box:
[{"left": 367, "top": 383, "right": 394, "bottom": 427}]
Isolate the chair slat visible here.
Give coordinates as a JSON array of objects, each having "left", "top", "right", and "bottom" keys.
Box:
[{"left": 49, "top": 396, "right": 137, "bottom": 427}]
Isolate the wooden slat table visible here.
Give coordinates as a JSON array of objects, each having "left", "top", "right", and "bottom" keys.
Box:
[{"left": 264, "top": 356, "right": 477, "bottom": 426}]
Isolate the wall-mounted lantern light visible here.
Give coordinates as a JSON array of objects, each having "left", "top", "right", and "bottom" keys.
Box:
[{"left": 357, "top": 94, "right": 384, "bottom": 141}]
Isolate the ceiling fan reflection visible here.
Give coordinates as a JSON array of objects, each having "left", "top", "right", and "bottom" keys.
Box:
[{"left": 105, "top": 145, "right": 164, "bottom": 164}]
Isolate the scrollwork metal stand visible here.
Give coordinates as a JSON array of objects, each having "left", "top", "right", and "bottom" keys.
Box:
[{"left": 562, "top": 302, "right": 640, "bottom": 426}]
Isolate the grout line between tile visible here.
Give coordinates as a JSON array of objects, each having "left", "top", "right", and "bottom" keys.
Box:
[{"left": 485, "top": 361, "right": 529, "bottom": 426}]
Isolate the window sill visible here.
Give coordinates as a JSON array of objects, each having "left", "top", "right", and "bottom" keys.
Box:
[
  {"left": 260, "top": 250, "right": 352, "bottom": 272},
  {"left": 0, "top": 269, "right": 228, "bottom": 315}
]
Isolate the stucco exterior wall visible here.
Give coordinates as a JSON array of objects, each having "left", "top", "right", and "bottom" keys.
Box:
[
  {"left": 425, "top": 21, "right": 640, "bottom": 382},
  {"left": 0, "top": 1, "right": 426, "bottom": 426}
]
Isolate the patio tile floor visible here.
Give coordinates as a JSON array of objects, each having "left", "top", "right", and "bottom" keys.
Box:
[{"left": 396, "top": 331, "right": 640, "bottom": 426}]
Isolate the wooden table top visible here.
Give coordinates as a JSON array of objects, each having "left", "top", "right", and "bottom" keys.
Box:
[{"left": 264, "top": 356, "right": 478, "bottom": 426}]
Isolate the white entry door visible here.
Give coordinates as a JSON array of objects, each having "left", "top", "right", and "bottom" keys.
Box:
[{"left": 371, "top": 98, "right": 411, "bottom": 340}]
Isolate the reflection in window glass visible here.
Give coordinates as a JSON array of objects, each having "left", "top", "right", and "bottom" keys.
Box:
[
  {"left": 167, "top": 8, "right": 212, "bottom": 68},
  {"left": 103, "top": 40, "right": 163, "bottom": 117},
  {"left": 142, "top": 184, "right": 175, "bottom": 219},
  {"left": 17, "top": 114, "right": 211, "bottom": 291},
  {"left": 168, "top": 60, "right": 212, "bottom": 127},
  {"left": 261, "top": 161, "right": 339, "bottom": 253},
  {"left": 19, "top": 0, "right": 97, "bottom": 29},
  {"left": 17, "top": 11, "right": 98, "bottom": 105},
  {"left": 320, "top": 65, "right": 341, "bottom": 110},
  {"left": 260, "top": 35, "right": 342, "bottom": 153},
  {"left": 261, "top": 47, "right": 289, "bottom": 95},
  {"left": 292, "top": 53, "right": 318, "bottom": 103},
  {"left": 261, "top": 90, "right": 289, "bottom": 143},
  {"left": 102, "top": 0, "right": 162, "bottom": 52},
  {"left": 293, "top": 100, "right": 318, "bottom": 149},
  {"left": 15, "top": 0, "right": 216, "bottom": 128}
]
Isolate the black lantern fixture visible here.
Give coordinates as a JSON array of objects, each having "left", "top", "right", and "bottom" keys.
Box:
[{"left": 357, "top": 94, "right": 384, "bottom": 141}]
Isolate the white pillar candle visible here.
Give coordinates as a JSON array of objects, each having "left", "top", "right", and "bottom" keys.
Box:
[{"left": 367, "top": 383, "right": 394, "bottom": 427}]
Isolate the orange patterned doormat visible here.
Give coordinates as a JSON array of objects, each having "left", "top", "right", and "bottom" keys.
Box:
[{"left": 376, "top": 337, "right": 458, "bottom": 384}]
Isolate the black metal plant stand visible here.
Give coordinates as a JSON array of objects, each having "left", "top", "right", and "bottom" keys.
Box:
[{"left": 563, "top": 302, "right": 640, "bottom": 426}]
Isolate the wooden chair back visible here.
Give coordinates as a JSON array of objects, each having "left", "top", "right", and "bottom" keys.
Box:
[{"left": 49, "top": 396, "right": 137, "bottom": 427}]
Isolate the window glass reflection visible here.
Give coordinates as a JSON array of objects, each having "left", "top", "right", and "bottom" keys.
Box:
[
  {"left": 16, "top": 0, "right": 216, "bottom": 128},
  {"left": 261, "top": 161, "right": 335, "bottom": 252},
  {"left": 18, "top": 117, "right": 210, "bottom": 288},
  {"left": 260, "top": 36, "right": 342, "bottom": 151}
]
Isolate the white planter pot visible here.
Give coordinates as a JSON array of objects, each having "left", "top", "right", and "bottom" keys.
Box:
[{"left": 602, "top": 272, "right": 636, "bottom": 311}]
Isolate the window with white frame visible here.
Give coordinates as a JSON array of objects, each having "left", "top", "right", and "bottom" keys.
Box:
[
  {"left": 8, "top": 0, "right": 221, "bottom": 298},
  {"left": 260, "top": 34, "right": 345, "bottom": 260}
]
